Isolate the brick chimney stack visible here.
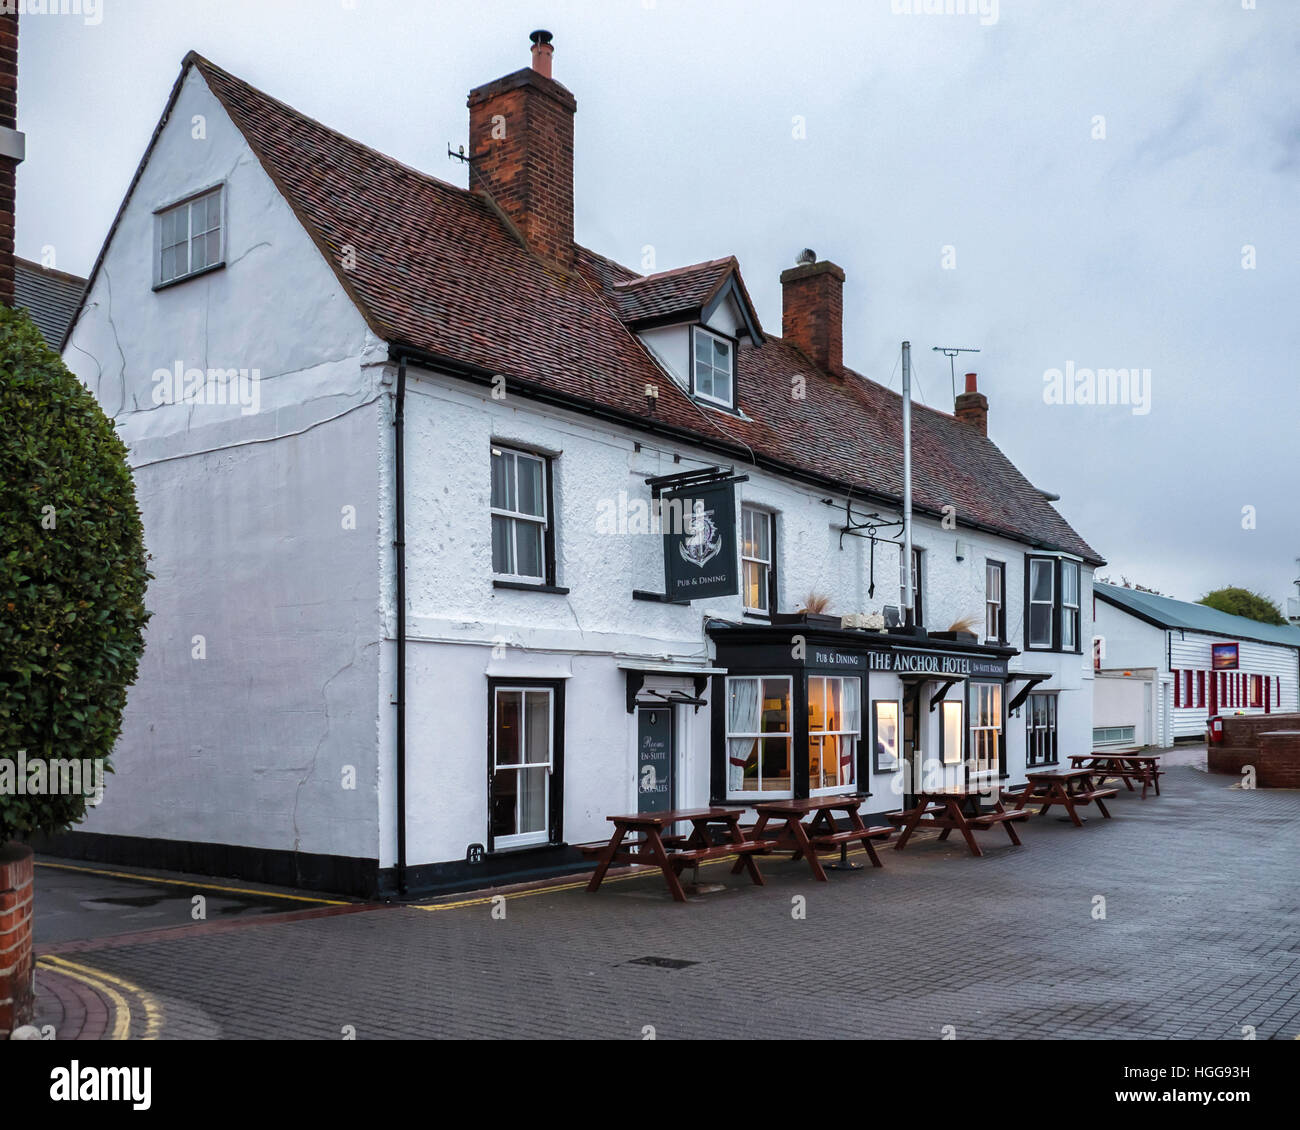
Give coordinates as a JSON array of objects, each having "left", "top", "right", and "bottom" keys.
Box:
[
  {"left": 0, "top": 10, "right": 22, "bottom": 308},
  {"left": 467, "top": 30, "right": 576, "bottom": 267},
  {"left": 955, "top": 372, "right": 989, "bottom": 435},
  {"left": 780, "top": 250, "right": 845, "bottom": 374}
]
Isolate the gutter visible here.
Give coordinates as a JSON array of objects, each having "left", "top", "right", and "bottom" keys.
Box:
[
  {"left": 386, "top": 342, "right": 1104, "bottom": 567},
  {"left": 393, "top": 356, "right": 408, "bottom": 897}
]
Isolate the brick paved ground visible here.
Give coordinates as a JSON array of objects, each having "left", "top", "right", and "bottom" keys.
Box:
[{"left": 29, "top": 764, "right": 1300, "bottom": 1040}]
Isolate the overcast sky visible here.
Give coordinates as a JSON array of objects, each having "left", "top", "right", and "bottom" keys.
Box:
[{"left": 17, "top": 0, "right": 1300, "bottom": 612}]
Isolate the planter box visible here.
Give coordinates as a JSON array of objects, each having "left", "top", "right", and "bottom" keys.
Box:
[{"left": 771, "top": 613, "right": 841, "bottom": 630}]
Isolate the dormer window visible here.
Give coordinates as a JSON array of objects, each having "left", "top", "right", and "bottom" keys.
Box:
[{"left": 691, "top": 326, "right": 735, "bottom": 410}]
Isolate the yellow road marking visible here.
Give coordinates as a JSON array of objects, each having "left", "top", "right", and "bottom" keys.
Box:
[
  {"left": 415, "top": 843, "right": 880, "bottom": 911},
  {"left": 42, "top": 956, "right": 166, "bottom": 1041},
  {"left": 38, "top": 955, "right": 132, "bottom": 1041},
  {"left": 35, "top": 860, "right": 349, "bottom": 906}
]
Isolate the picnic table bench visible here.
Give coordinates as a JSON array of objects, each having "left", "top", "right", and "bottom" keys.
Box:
[
  {"left": 1014, "top": 768, "right": 1119, "bottom": 826},
  {"left": 889, "top": 787, "right": 1028, "bottom": 858},
  {"left": 586, "top": 807, "right": 767, "bottom": 902},
  {"left": 1068, "top": 751, "right": 1163, "bottom": 798},
  {"left": 738, "top": 794, "right": 893, "bottom": 881}
]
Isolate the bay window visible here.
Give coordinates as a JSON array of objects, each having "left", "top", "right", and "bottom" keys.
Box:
[
  {"left": 726, "top": 676, "right": 792, "bottom": 797},
  {"left": 808, "top": 676, "right": 860, "bottom": 793},
  {"left": 1025, "top": 555, "right": 1084, "bottom": 653}
]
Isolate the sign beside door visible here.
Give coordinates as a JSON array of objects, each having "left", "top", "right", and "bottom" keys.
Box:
[{"left": 637, "top": 707, "right": 673, "bottom": 813}]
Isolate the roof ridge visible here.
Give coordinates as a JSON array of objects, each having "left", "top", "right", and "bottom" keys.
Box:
[
  {"left": 613, "top": 256, "right": 735, "bottom": 289},
  {"left": 186, "top": 52, "right": 480, "bottom": 207}
]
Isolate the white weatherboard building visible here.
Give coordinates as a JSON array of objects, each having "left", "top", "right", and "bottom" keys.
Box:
[
  {"left": 51, "top": 37, "right": 1105, "bottom": 896},
  {"left": 1093, "top": 584, "right": 1300, "bottom": 749}
]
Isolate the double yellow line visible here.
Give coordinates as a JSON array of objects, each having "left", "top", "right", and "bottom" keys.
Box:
[{"left": 37, "top": 955, "right": 165, "bottom": 1041}]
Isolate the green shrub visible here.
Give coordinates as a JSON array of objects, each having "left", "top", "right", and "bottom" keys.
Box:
[
  {"left": 0, "top": 305, "right": 150, "bottom": 842},
  {"left": 1199, "top": 587, "right": 1286, "bottom": 627}
]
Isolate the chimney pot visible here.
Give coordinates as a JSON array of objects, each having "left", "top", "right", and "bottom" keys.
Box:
[
  {"left": 955, "top": 373, "right": 989, "bottom": 436},
  {"left": 468, "top": 32, "right": 576, "bottom": 266},
  {"left": 530, "top": 29, "right": 554, "bottom": 78}
]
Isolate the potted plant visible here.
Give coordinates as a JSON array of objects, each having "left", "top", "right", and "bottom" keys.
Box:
[
  {"left": 773, "top": 592, "right": 841, "bottom": 630},
  {"left": 0, "top": 306, "right": 150, "bottom": 1037},
  {"left": 929, "top": 615, "right": 983, "bottom": 643}
]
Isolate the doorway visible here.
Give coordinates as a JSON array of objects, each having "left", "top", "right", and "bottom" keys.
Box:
[{"left": 636, "top": 705, "right": 674, "bottom": 814}]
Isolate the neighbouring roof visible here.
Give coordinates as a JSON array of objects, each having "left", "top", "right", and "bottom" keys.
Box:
[
  {"left": 1095, "top": 583, "right": 1300, "bottom": 650},
  {"left": 66, "top": 52, "right": 1104, "bottom": 567},
  {"left": 15, "top": 258, "right": 85, "bottom": 348}
]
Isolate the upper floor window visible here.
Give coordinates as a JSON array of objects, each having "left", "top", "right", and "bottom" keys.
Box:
[
  {"left": 691, "top": 327, "right": 735, "bottom": 409},
  {"left": 901, "top": 547, "right": 924, "bottom": 627},
  {"left": 741, "top": 506, "right": 775, "bottom": 615},
  {"left": 491, "top": 446, "right": 553, "bottom": 584},
  {"left": 155, "top": 186, "right": 224, "bottom": 287},
  {"left": 985, "top": 561, "right": 1005, "bottom": 643},
  {"left": 1026, "top": 555, "right": 1083, "bottom": 653}
]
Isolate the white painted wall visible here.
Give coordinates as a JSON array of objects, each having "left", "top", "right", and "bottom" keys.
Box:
[
  {"left": 397, "top": 360, "right": 1095, "bottom": 861},
  {"left": 62, "top": 67, "right": 386, "bottom": 863}
]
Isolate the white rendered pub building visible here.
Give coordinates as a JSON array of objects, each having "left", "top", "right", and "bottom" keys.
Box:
[{"left": 52, "top": 34, "right": 1104, "bottom": 896}]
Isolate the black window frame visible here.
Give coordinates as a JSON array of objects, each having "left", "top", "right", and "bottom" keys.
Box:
[
  {"left": 489, "top": 444, "right": 560, "bottom": 591},
  {"left": 1023, "top": 555, "right": 1083, "bottom": 654},
  {"left": 967, "top": 679, "right": 1007, "bottom": 779},
  {"left": 901, "top": 546, "right": 924, "bottom": 628},
  {"left": 985, "top": 560, "right": 1006, "bottom": 644},
  {"left": 486, "top": 677, "right": 565, "bottom": 853},
  {"left": 1025, "top": 691, "right": 1059, "bottom": 768}
]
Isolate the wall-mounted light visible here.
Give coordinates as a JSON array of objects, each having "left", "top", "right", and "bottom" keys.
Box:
[
  {"left": 955, "top": 539, "right": 970, "bottom": 562},
  {"left": 645, "top": 383, "right": 660, "bottom": 414}
]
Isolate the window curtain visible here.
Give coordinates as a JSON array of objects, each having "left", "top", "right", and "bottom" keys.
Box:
[
  {"left": 727, "top": 678, "right": 760, "bottom": 792},
  {"left": 840, "top": 679, "right": 861, "bottom": 784}
]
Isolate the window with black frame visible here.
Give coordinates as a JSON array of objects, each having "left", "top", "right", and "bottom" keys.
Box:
[
  {"left": 1025, "top": 692, "right": 1058, "bottom": 767},
  {"left": 490, "top": 446, "right": 553, "bottom": 585}
]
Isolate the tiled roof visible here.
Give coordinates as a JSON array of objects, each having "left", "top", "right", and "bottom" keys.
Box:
[
  {"left": 1095, "top": 584, "right": 1300, "bottom": 649},
  {"left": 70, "top": 53, "right": 1104, "bottom": 566},
  {"left": 15, "top": 258, "right": 85, "bottom": 348},
  {"left": 609, "top": 258, "right": 736, "bottom": 324}
]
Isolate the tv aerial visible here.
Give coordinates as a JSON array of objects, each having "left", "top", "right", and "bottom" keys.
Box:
[{"left": 932, "top": 346, "right": 981, "bottom": 401}]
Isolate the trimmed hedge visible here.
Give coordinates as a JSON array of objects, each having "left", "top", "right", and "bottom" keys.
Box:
[{"left": 0, "top": 305, "right": 150, "bottom": 842}]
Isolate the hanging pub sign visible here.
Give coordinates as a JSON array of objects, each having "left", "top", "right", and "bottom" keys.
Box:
[{"left": 662, "top": 480, "right": 739, "bottom": 602}]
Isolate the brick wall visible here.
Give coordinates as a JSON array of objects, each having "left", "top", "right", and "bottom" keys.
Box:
[
  {"left": 0, "top": 10, "right": 17, "bottom": 308},
  {"left": 467, "top": 67, "right": 576, "bottom": 267},
  {"left": 0, "top": 843, "right": 35, "bottom": 1037},
  {"left": 780, "top": 260, "right": 844, "bottom": 374},
  {"left": 1208, "top": 713, "right": 1300, "bottom": 784}
]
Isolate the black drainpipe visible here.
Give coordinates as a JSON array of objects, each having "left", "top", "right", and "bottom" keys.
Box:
[{"left": 394, "top": 356, "right": 408, "bottom": 897}]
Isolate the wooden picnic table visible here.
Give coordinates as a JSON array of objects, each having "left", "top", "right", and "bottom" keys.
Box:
[
  {"left": 586, "top": 807, "right": 767, "bottom": 903},
  {"left": 738, "top": 794, "right": 893, "bottom": 882},
  {"left": 1015, "top": 768, "right": 1119, "bottom": 826},
  {"left": 890, "top": 786, "right": 1028, "bottom": 858},
  {"left": 1068, "top": 752, "right": 1163, "bottom": 798}
]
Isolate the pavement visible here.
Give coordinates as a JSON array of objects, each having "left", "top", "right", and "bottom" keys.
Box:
[{"left": 25, "top": 750, "right": 1300, "bottom": 1040}]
